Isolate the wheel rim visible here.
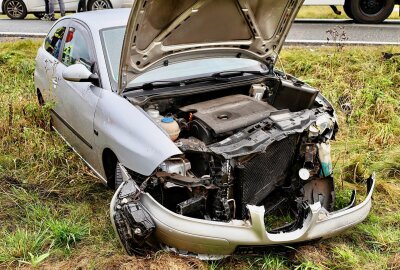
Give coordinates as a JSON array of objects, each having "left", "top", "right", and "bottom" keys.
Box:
[
  {"left": 359, "top": 0, "right": 386, "bottom": 15},
  {"left": 6, "top": 0, "right": 24, "bottom": 17},
  {"left": 92, "top": 0, "right": 110, "bottom": 10}
]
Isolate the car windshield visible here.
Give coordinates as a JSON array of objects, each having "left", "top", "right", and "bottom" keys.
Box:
[
  {"left": 101, "top": 26, "right": 125, "bottom": 88},
  {"left": 101, "top": 27, "right": 265, "bottom": 91}
]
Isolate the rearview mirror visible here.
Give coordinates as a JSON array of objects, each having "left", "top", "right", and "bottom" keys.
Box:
[{"left": 62, "top": 64, "right": 99, "bottom": 84}]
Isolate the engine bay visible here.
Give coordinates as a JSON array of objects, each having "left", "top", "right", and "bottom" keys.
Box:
[{"left": 123, "top": 76, "right": 337, "bottom": 231}]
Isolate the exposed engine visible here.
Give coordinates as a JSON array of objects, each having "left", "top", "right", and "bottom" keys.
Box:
[{"left": 124, "top": 78, "right": 337, "bottom": 229}]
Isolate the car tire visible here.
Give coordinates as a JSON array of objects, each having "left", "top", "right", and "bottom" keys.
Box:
[
  {"left": 350, "top": 0, "right": 394, "bottom": 24},
  {"left": 87, "top": 0, "right": 112, "bottom": 11},
  {"left": 33, "top": 12, "right": 45, "bottom": 19},
  {"left": 343, "top": 0, "right": 354, "bottom": 19},
  {"left": 4, "top": 0, "right": 27, "bottom": 20}
]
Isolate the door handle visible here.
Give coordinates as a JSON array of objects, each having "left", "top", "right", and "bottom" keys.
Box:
[{"left": 52, "top": 77, "right": 59, "bottom": 87}]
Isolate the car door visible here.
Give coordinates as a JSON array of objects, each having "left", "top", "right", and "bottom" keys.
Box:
[
  {"left": 52, "top": 21, "right": 102, "bottom": 168},
  {"left": 63, "top": 0, "right": 79, "bottom": 11},
  {"left": 25, "top": 0, "right": 46, "bottom": 11}
]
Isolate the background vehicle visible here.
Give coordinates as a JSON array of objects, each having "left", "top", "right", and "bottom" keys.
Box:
[
  {"left": 303, "top": 0, "right": 399, "bottom": 23},
  {"left": 0, "top": 0, "right": 132, "bottom": 19},
  {"left": 0, "top": 0, "right": 78, "bottom": 19}
]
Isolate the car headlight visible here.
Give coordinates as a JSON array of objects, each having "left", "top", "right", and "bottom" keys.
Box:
[{"left": 309, "top": 113, "right": 335, "bottom": 139}]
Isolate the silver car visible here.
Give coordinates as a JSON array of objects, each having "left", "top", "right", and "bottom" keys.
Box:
[{"left": 34, "top": 1, "right": 375, "bottom": 257}]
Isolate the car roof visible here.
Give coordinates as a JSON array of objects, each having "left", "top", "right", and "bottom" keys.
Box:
[{"left": 67, "top": 8, "right": 130, "bottom": 31}]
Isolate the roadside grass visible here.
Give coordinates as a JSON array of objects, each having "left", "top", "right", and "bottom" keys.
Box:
[{"left": 0, "top": 40, "right": 399, "bottom": 269}]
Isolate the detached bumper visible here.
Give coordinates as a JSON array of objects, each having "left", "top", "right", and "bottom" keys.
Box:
[{"left": 139, "top": 175, "right": 375, "bottom": 255}]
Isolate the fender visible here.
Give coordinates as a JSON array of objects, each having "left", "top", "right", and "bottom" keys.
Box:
[{"left": 93, "top": 90, "right": 181, "bottom": 176}]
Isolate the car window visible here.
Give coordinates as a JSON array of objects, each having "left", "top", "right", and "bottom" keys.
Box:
[
  {"left": 45, "top": 24, "right": 67, "bottom": 59},
  {"left": 62, "top": 26, "right": 93, "bottom": 71}
]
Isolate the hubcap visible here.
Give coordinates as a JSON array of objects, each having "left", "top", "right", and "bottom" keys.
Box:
[
  {"left": 92, "top": 0, "right": 110, "bottom": 10},
  {"left": 6, "top": 0, "right": 23, "bottom": 17},
  {"left": 360, "top": 0, "right": 386, "bottom": 15}
]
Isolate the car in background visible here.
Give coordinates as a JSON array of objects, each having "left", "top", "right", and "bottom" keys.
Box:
[
  {"left": 34, "top": 1, "right": 375, "bottom": 257},
  {"left": 0, "top": 0, "right": 132, "bottom": 19},
  {"left": 303, "top": 0, "right": 399, "bottom": 23}
]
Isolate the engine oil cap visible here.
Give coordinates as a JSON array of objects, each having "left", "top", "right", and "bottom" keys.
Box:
[{"left": 161, "top": 117, "right": 174, "bottom": 123}]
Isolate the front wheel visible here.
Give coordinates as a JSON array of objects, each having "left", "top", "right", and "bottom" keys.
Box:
[
  {"left": 350, "top": 0, "right": 394, "bottom": 23},
  {"left": 87, "top": 0, "right": 112, "bottom": 11},
  {"left": 4, "top": 0, "right": 27, "bottom": 20}
]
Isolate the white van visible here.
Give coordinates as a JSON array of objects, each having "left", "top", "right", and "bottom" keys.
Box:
[
  {"left": 0, "top": 0, "right": 132, "bottom": 19},
  {"left": 303, "top": 0, "right": 398, "bottom": 23}
]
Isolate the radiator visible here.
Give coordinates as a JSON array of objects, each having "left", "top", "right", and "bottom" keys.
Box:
[{"left": 235, "top": 135, "right": 299, "bottom": 218}]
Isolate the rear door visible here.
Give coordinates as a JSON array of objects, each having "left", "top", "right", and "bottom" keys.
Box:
[
  {"left": 25, "top": 0, "right": 46, "bottom": 11},
  {"left": 28, "top": 0, "right": 78, "bottom": 12},
  {"left": 63, "top": 0, "right": 79, "bottom": 12},
  {"left": 52, "top": 21, "right": 102, "bottom": 167}
]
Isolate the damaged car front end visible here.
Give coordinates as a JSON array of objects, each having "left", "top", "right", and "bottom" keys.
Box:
[
  {"left": 108, "top": 0, "right": 375, "bottom": 257},
  {"left": 110, "top": 78, "right": 376, "bottom": 256}
]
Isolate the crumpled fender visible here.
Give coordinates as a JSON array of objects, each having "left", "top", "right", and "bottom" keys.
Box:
[{"left": 94, "top": 90, "right": 181, "bottom": 176}]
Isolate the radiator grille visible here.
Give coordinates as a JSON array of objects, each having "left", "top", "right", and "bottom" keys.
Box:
[{"left": 235, "top": 135, "right": 299, "bottom": 218}]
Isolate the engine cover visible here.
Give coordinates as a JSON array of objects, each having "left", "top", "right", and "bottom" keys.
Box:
[{"left": 180, "top": 95, "right": 276, "bottom": 135}]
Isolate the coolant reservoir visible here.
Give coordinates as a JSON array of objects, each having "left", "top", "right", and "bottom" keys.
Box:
[
  {"left": 160, "top": 117, "right": 180, "bottom": 141},
  {"left": 318, "top": 143, "right": 333, "bottom": 177}
]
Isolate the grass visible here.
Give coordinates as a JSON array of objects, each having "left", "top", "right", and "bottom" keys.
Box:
[{"left": 0, "top": 40, "right": 399, "bottom": 269}]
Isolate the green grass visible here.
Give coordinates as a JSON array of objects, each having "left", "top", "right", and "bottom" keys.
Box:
[{"left": 0, "top": 40, "right": 399, "bottom": 269}]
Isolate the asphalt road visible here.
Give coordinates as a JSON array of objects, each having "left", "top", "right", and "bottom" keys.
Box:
[{"left": 1, "top": 18, "right": 400, "bottom": 45}]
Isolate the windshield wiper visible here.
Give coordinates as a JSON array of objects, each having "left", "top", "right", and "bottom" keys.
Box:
[
  {"left": 211, "top": 70, "right": 268, "bottom": 78},
  {"left": 123, "top": 70, "right": 268, "bottom": 93},
  {"left": 124, "top": 76, "right": 230, "bottom": 93}
]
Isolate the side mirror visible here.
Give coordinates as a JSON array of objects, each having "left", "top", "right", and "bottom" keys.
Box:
[{"left": 62, "top": 63, "right": 99, "bottom": 84}]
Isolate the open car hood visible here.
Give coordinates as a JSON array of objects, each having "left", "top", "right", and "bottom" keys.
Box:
[{"left": 118, "top": 0, "right": 304, "bottom": 93}]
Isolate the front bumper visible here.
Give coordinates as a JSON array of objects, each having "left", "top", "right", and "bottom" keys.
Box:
[{"left": 137, "top": 175, "right": 375, "bottom": 255}]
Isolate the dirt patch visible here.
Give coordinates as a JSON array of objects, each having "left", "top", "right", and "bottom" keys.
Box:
[{"left": 293, "top": 244, "right": 331, "bottom": 267}]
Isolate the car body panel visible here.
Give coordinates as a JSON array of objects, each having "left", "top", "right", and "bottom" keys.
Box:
[
  {"left": 93, "top": 89, "right": 181, "bottom": 176},
  {"left": 35, "top": 11, "right": 180, "bottom": 178},
  {"left": 119, "top": 0, "right": 305, "bottom": 92}
]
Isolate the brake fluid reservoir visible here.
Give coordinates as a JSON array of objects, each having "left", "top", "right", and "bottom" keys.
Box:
[
  {"left": 160, "top": 117, "right": 180, "bottom": 141},
  {"left": 318, "top": 143, "right": 333, "bottom": 177},
  {"left": 147, "top": 109, "right": 163, "bottom": 123}
]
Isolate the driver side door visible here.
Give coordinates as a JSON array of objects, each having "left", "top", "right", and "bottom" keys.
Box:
[{"left": 52, "top": 21, "right": 102, "bottom": 169}]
